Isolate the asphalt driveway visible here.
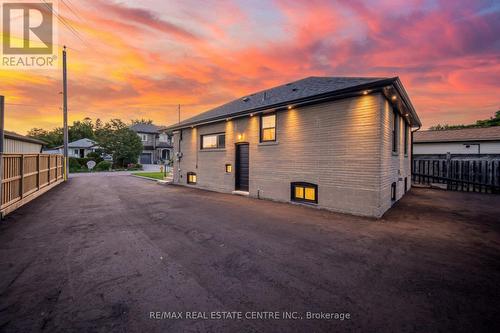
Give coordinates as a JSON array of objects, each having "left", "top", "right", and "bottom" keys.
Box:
[{"left": 0, "top": 175, "right": 499, "bottom": 332}]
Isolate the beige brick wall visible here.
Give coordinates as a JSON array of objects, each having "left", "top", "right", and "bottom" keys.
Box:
[
  {"left": 173, "top": 93, "right": 411, "bottom": 217},
  {"left": 379, "top": 98, "right": 412, "bottom": 215}
]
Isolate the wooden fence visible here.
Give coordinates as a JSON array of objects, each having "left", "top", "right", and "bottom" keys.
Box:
[
  {"left": 412, "top": 157, "right": 500, "bottom": 193},
  {"left": 1, "top": 153, "right": 64, "bottom": 217}
]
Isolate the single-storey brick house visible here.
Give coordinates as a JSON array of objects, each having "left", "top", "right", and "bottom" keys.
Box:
[{"left": 166, "top": 76, "right": 421, "bottom": 217}]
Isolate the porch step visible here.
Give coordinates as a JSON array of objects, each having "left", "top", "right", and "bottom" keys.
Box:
[
  {"left": 157, "top": 176, "right": 173, "bottom": 185},
  {"left": 232, "top": 190, "right": 249, "bottom": 197}
]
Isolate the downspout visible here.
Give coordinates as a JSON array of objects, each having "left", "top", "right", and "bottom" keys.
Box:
[
  {"left": 176, "top": 129, "right": 182, "bottom": 183},
  {"left": 411, "top": 124, "right": 421, "bottom": 175}
]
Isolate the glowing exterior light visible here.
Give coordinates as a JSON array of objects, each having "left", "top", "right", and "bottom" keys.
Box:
[
  {"left": 392, "top": 95, "right": 397, "bottom": 101},
  {"left": 363, "top": 90, "right": 369, "bottom": 95},
  {"left": 250, "top": 113, "right": 254, "bottom": 117},
  {"left": 288, "top": 105, "right": 293, "bottom": 110},
  {"left": 237, "top": 134, "right": 243, "bottom": 141}
]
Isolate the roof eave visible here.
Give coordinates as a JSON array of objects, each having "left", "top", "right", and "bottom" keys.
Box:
[
  {"left": 384, "top": 77, "right": 422, "bottom": 128},
  {"left": 415, "top": 138, "right": 500, "bottom": 143}
]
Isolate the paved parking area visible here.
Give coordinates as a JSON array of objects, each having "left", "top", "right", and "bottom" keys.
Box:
[{"left": 0, "top": 175, "right": 499, "bottom": 332}]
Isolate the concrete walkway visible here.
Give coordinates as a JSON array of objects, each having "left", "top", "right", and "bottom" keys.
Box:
[
  {"left": 0, "top": 175, "right": 499, "bottom": 332},
  {"left": 141, "top": 164, "right": 161, "bottom": 172}
]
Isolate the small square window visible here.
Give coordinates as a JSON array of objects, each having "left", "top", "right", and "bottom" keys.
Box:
[
  {"left": 187, "top": 172, "right": 197, "bottom": 184},
  {"left": 304, "top": 188, "right": 316, "bottom": 201},
  {"left": 295, "top": 186, "right": 304, "bottom": 199},
  {"left": 291, "top": 182, "right": 317, "bottom": 204},
  {"left": 225, "top": 164, "right": 232, "bottom": 173}
]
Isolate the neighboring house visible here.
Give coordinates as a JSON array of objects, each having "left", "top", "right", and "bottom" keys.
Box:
[
  {"left": 166, "top": 76, "right": 421, "bottom": 218},
  {"left": 413, "top": 127, "right": 500, "bottom": 156},
  {"left": 130, "top": 123, "right": 173, "bottom": 164},
  {"left": 4, "top": 131, "right": 45, "bottom": 153},
  {"left": 45, "top": 138, "right": 99, "bottom": 158}
]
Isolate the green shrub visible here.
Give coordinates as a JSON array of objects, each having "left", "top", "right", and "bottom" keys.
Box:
[
  {"left": 76, "top": 157, "right": 90, "bottom": 167},
  {"left": 69, "top": 157, "right": 81, "bottom": 169},
  {"left": 126, "top": 163, "right": 143, "bottom": 171},
  {"left": 95, "top": 161, "right": 112, "bottom": 171},
  {"left": 86, "top": 152, "right": 104, "bottom": 164}
]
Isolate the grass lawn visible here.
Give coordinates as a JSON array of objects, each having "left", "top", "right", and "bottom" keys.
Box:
[{"left": 131, "top": 172, "right": 166, "bottom": 180}]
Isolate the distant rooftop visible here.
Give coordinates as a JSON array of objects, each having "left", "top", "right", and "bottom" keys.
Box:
[
  {"left": 67, "top": 138, "right": 97, "bottom": 148},
  {"left": 414, "top": 127, "right": 500, "bottom": 143},
  {"left": 6, "top": 131, "right": 46, "bottom": 145},
  {"left": 130, "top": 123, "right": 162, "bottom": 134}
]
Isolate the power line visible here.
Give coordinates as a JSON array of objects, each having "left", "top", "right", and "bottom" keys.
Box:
[
  {"left": 5, "top": 102, "right": 49, "bottom": 107},
  {"left": 41, "top": 0, "right": 89, "bottom": 47},
  {"left": 61, "top": 0, "right": 86, "bottom": 24}
]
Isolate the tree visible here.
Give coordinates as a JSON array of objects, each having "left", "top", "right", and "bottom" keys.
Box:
[
  {"left": 97, "top": 119, "right": 142, "bottom": 167},
  {"left": 430, "top": 111, "right": 500, "bottom": 130},
  {"left": 27, "top": 127, "right": 63, "bottom": 148},
  {"left": 69, "top": 117, "right": 95, "bottom": 141},
  {"left": 131, "top": 118, "right": 153, "bottom": 125},
  {"left": 26, "top": 117, "right": 143, "bottom": 166}
]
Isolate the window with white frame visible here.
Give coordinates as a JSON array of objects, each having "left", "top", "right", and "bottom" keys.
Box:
[{"left": 260, "top": 113, "right": 276, "bottom": 142}]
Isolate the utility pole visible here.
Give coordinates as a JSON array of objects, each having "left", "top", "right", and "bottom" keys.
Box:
[
  {"left": 62, "top": 46, "right": 69, "bottom": 180},
  {"left": 0, "top": 95, "right": 4, "bottom": 216}
]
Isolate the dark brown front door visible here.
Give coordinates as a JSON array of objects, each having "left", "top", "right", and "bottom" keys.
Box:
[{"left": 235, "top": 144, "right": 249, "bottom": 191}]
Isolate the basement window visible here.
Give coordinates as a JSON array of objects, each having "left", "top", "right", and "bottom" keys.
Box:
[
  {"left": 391, "top": 182, "right": 397, "bottom": 201},
  {"left": 291, "top": 182, "right": 318, "bottom": 204},
  {"left": 187, "top": 172, "right": 197, "bottom": 184},
  {"left": 225, "top": 164, "right": 232, "bottom": 173},
  {"left": 260, "top": 113, "right": 276, "bottom": 142},
  {"left": 201, "top": 133, "right": 225, "bottom": 149}
]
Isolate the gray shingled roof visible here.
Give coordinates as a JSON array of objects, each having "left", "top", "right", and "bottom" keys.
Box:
[
  {"left": 168, "top": 76, "right": 395, "bottom": 130},
  {"left": 130, "top": 123, "right": 161, "bottom": 134},
  {"left": 68, "top": 138, "right": 97, "bottom": 148},
  {"left": 414, "top": 127, "right": 500, "bottom": 143}
]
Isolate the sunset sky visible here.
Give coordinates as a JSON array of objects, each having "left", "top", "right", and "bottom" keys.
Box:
[{"left": 1, "top": 0, "right": 499, "bottom": 134}]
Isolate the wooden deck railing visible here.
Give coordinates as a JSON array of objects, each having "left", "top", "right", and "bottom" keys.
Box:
[{"left": 1, "top": 153, "right": 64, "bottom": 217}]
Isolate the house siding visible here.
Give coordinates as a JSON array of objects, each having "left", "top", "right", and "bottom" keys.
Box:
[
  {"left": 173, "top": 93, "right": 408, "bottom": 217},
  {"left": 4, "top": 138, "right": 42, "bottom": 153},
  {"left": 379, "top": 99, "right": 412, "bottom": 215},
  {"left": 414, "top": 141, "right": 500, "bottom": 155}
]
